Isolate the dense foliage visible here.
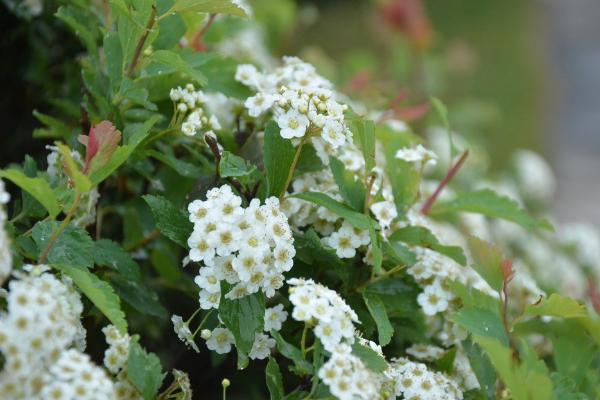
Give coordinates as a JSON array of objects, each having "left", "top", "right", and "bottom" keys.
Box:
[{"left": 1, "top": 1, "right": 600, "bottom": 399}]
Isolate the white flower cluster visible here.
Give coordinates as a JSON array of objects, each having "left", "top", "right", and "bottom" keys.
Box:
[
  {"left": 0, "top": 269, "right": 93, "bottom": 398},
  {"left": 395, "top": 144, "right": 438, "bottom": 168},
  {"left": 318, "top": 343, "right": 381, "bottom": 400},
  {"left": 170, "top": 84, "right": 222, "bottom": 137},
  {"left": 40, "top": 349, "right": 115, "bottom": 400},
  {"left": 236, "top": 57, "right": 352, "bottom": 152},
  {"left": 0, "top": 179, "right": 11, "bottom": 283},
  {"left": 386, "top": 357, "right": 463, "bottom": 400},
  {"left": 288, "top": 278, "right": 358, "bottom": 352},
  {"left": 46, "top": 145, "right": 100, "bottom": 227},
  {"left": 171, "top": 315, "right": 200, "bottom": 353},
  {"left": 102, "top": 325, "right": 143, "bottom": 400},
  {"left": 187, "top": 185, "right": 295, "bottom": 306}
]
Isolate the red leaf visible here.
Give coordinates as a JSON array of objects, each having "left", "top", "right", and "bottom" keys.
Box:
[{"left": 79, "top": 121, "right": 122, "bottom": 174}]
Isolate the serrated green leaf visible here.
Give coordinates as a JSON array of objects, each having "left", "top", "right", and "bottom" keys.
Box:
[
  {"left": 467, "top": 236, "right": 504, "bottom": 292},
  {"left": 143, "top": 194, "right": 192, "bottom": 248},
  {"left": 447, "top": 280, "right": 500, "bottom": 312},
  {"left": 167, "top": 0, "right": 247, "bottom": 17},
  {"left": 219, "top": 291, "right": 265, "bottom": 369},
  {"left": 451, "top": 307, "right": 508, "bottom": 346},
  {"left": 351, "top": 342, "right": 388, "bottom": 373},
  {"left": 329, "top": 156, "right": 365, "bottom": 211},
  {"left": 110, "top": 274, "right": 168, "bottom": 318},
  {"left": 54, "top": 264, "right": 128, "bottom": 333},
  {"left": 270, "top": 331, "right": 313, "bottom": 375},
  {"left": 291, "top": 192, "right": 372, "bottom": 230},
  {"left": 220, "top": 151, "right": 256, "bottom": 178},
  {"left": 0, "top": 169, "right": 60, "bottom": 218},
  {"left": 363, "top": 292, "right": 393, "bottom": 346},
  {"left": 266, "top": 357, "right": 285, "bottom": 400},
  {"left": 388, "top": 226, "right": 467, "bottom": 266},
  {"left": 263, "top": 121, "right": 296, "bottom": 197},
  {"left": 33, "top": 221, "right": 94, "bottom": 269},
  {"left": 432, "top": 189, "right": 553, "bottom": 231},
  {"left": 522, "top": 294, "right": 587, "bottom": 319},
  {"left": 94, "top": 239, "right": 141, "bottom": 280},
  {"left": 127, "top": 338, "right": 165, "bottom": 400}
]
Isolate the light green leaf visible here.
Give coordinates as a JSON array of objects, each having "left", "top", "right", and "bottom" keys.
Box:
[
  {"left": 329, "top": 156, "right": 365, "bottom": 211},
  {"left": 270, "top": 331, "right": 313, "bottom": 376},
  {"left": 432, "top": 189, "right": 553, "bottom": 231},
  {"left": 263, "top": 121, "right": 296, "bottom": 197},
  {"left": 388, "top": 226, "right": 467, "bottom": 266},
  {"left": 143, "top": 194, "right": 193, "bottom": 249},
  {"left": 451, "top": 307, "right": 509, "bottom": 346},
  {"left": 522, "top": 294, "right": 587, "bottom": 319},
  {"left": 33, "top": 221, "right": 94, "bottom": 269},
  {"left": 266, "top": 357, "right": 285, "bottom": 400},
  {"left": 291, "top": 192, "right": 372, "bottom": 230},
  {"left": 363, "top": 292, "right": 393, "bottom": 346},
  {"left": 430, "top": 97, "right": 459, "bottom": 159},
  {"left": 220, "top": 151, "right": 256, "bottom": 178},
  {"left": 150, "top": 50, "right": 208, "bottom": 86},
  {"left": 219, "top": 291, "right": 265, "bottom": 369},
  {"left": 127, "top": 338, "right": 165, "bottom": 400},
  {"left": 351, "top": 342, "right": 388, "bottom": 373},
  {"left": 467, "top": 236, "right": 504, "bottom": 292},
  {"left": 0, "top": 169, "right": 60, "bottom": 218},
  {"left": 167, "top": 0, "right": 247, "bottom": 17},
  {"left": 350, "top": 117, "right": 376, "bottom": 173},
  {"left": 56, "top": 143, "right": 92, "bottom": 193},
  {"left": 54, "top": 264, "right": 128, "bottom": 333},
  {"left": 368, "top": 219, "right": 383, "bottom": 272}
]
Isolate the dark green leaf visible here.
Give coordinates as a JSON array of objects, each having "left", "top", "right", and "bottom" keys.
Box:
[
  {"left": 219, "top": 292, "right": 265, "bottom": 369},
  {"left": 266, "top": 357, "right": 285, "bottom": 400},
  {"left": 349, "top": 118, "right": 376, "bottom": 173},
  {"left": 127, "top": 338, "right": 165, "bottom": 400},
  {"left": 168, "top": 0, "right": 247, "bottom": 16},
  {"left": 94, "top": 239, "right": 141, "bottom": 280},
  {"left": 329, "top": 156, "right": 365, "bottom": 211},
  {"left": 270, "top": 331, "right": 313, "bottom": 375},
  {"left": 363, "top": 292, "right": 393, "bottom": 346},
  {"left": 291, "top": 192, "right": 372, "bottom": 230},
  {"left": 263, "top": 121, "right": 296, "bottom": 197},
  {"left": 110, "top": 274, "right": 168, "bottom": 318},
  {"left": 351, "top": 342, "right": 387, "bottom": 373},
  {"left": 143, "top": 194, "right": 193, "bottom": 248},
  {"left": 33, "top": 221, "right": 94, "bottom": 269},
  {"left": 463, "top": 339, "right": 497, "bottom": 400},
  {"left": 388, "top": 226, "right": 467, "bottom": 266}
]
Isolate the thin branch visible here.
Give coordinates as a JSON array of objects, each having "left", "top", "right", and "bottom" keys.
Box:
[
  {"left": 39, "top": 193, "right": 82, "bottom": 264},
  {"left": 126, "top": 4, "right": 157, "bottom": 77},
  {"left": 420, "top": 149, "right": 469, "bottom": 215}
]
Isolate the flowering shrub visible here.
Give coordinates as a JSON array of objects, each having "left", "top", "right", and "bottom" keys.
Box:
[{"left": 2, "top": 1, "right": 600, "bottom": 399}]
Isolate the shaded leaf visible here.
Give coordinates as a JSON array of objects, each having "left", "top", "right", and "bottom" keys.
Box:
[
  {"left": 143, "top": 194, "right": 192, "bottom": 248},
  {"left": 127, "top": 338, "right": 165, "bottom": 400}
]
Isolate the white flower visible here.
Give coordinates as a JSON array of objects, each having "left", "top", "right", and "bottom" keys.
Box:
[
  {"left": 205, "top": 328, "right": 234, "bottom": 354},
  {"left": 171, "top": 315, "right": 200, "bottom": 353},
  {"left": 277, "top": 108, "right": 309, "bottom": 139},
  {"left": 395, "top": 144, "right": 437, "bottom": 166},
  {"left": 417, "top": 284, "right": 449, "bottom": 316},
  {"left": 321, "top": 119, "right": 346, "bottom": 148},
  {"left": 370, "top": 201, "right": 397, "bottom": 228},
  {"left": 245, "top": 93, "right": 277, "bottom": 117},
  {"left": 264, "top": 304, "right": 288, "bottom": 332},
  {"left": 249, "top": 333, "right": 275, "bottom": 360},
  {"left": 327, "top": 231, "right": 356, "bottom": 259},
  {"left": 194, "top": 266, "right": 221, "bottom": 294},
  {"left": 199, "top": 288, "right": 221, "bottom": 310}
]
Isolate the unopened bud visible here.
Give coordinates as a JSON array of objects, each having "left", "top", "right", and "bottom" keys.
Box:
[
  {"left": 200, "top": 329, "right": 211, "bottom": 340},
  {"left": 221, "top": 378, "right": 230, "bottom": 388}
]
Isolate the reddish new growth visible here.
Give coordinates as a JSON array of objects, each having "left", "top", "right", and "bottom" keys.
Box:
[
  {"left": 79, "top": 121, "right": 122, "bottom": 175},
  {"left": 500, "top": 258, "right": 515, "bottom": 336},
  {"left": 421, "top": 149, "right": 469, "bottom": 215}
]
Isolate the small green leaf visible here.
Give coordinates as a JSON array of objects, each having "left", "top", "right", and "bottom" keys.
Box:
[
  {"left": 363, "top": 292, "right": 393, "bottom": 346},
  {"left": 56, "top": 143, "right": 92, "bottom": 193},
  {"left": 270, "top": 331, "right": 313, "bottom": 375},
  {"left": 388, "top": 226, "right": 467, "bottom": 266},
  {"left": 219, "top": 291, "right": 265, "bottom": 369},
  {"left": 432, "top": 189, "right": 553, "bottom": 231},
  {"left": 351, "top": 342, "right": 388, "bottom": 373},
  {"left": 349, "top": 117, "right": 376, "bottom": 173},
  {"left": 0, "top": 169, "right": 60, "bottom": 218},
  {"left": 167, "top": 0, "right": 247, "bottom": 17},
  {"left": 127, "top": 338, "right": 165, "bottom": 400},
  {"left": 266, "top": 357, "right": 285, "bottom": 400},
  {"left": 368, "top": 219, "right": 383, "bottom": 272},
  {"left": 143, "top": 194, "right": 193, "bottom": 249},
  {"left": 94, "top": 239, "right": 141, "bottom": 280},
  {"left": 291, "top": 192, "right": 372, "bottom": 230},
  {"left": 522, "top": 294, "right": 587, "bottom": 319},
  {"left": 33, "top": 221, "right": 94, "bottom": 269},
  {"left": 263, "top": 121, "right": 296, "bottom": 197},
  {"left": 430, "top": 97, "right": 459, "bottom": 159},
  {"left": 467, "top": 236, "right": 504, "bottom": 292},
  {"left": 150, "top": 50, "right": 208, "bottom": 86},
  {"left": 329, "top": 156, "right": 365, "bottom": 211},
  {"left": 54, "top": 264, "right": 128, "bottom": 333},
  {"left": 220, "top": 151, "right": 256, "bottom": 178}
]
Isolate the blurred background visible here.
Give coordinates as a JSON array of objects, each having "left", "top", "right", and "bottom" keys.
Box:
[{"left": 2, "top": 0, "right": 599, "bottom": 227}]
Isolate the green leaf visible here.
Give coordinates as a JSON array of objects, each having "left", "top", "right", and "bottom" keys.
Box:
[
  {"left": 463, "top": 339, "right": 497, "bottom": 400},
  {"left": 447, "top": 280, "right": 500, "bottom": 313},
  {"left": 363, "top": 292, "right": 393, "bottom": 346},
  {"left": 451, "top": 307, "right": 509, "bottom": 347},
  {"left": 349, "top": 117, "right": 376, "bottom": 173},
  {"left": 351, "top": 342, "right": 388, "bottom": 373},
  {"left": 263, "top": 121, "right": 296, "bottom": 197},
  {"left": 432, "top": 189, "right": 553, "bottom": 231},
  {"left": 467, "top": 236, "right": 504, "bottom": 292},
  {"left": 329, "top": 156, "right": 365, "bottom": 211},
  {"left": 167, "top": 0, "right": 247, "bottom": 17},
  {"left": 143, "top": 195, "right": 192, "bottom": 248},
  {"left": 56, "top": 143, "right": 92, "bottom": 193},
  {"left": 146, "top": 149, "right": 203, "bottom": 178},
  {"left": 270, "top": 331, "right": 313, "bottom": 375},
  {"left": 388, "top": 226, "right": 467, "bottom": 266},
  {"left": 55, "top": 6, "right": 98, "bottom": 55},
  {"left": 154, "top": 0, "right": 186, "bottom": 49},
  {"left": 150, "top": 50, "right": 208, "bottom": 86},
  {"left": 220, "top": 151, "right": 256, "bottom": 178},
  {"left": 382, "top": 240, "right": 417, "bottom": 267},
  {"left": 266, "top": 357, "right": 285, "bottom": 400},
  {"left": 552, "top": 373, "right": 588, "bottom": 400},
  {"left": 430, "top": 97, "right": 459, "bottom": 158},
  {"left": 127, "top": 338, "right": 165, "bottom": 400},
  {"left": 33, "top": 221, "right": 94, "bottom": 269},
  {"left": 436, "top": 347, "right": 457, "bottom": 373},
  {"left": 368, "top": 219, "right": 383, "bottom": 272},
  {"left": 54, "top": 264, "right": 128, "bottom": 333},
  {"left": 522, "top": 294, "right": 587, "bottom": 319},
  {"left": 32, "top": 110, "right": 73, "bottom": 139},
  {"left": 0, "top": 169, "right": 60, "bottom": 218},
  {"left": 364, "top": 277, "right": 421, "bottom": 319},
  {"left": 293, "top": 229, "right": 350, "bottom": 285},
  {"left": 219, "top": 292, "right": 265, "bottom": 369},
  {"left": 381, "top": 133, "right": 421, "bottom": 212},
  {"left": 291, "top": 192, "right": 372, "bottom": 230},
  {"left": 104, "top": 32, "right": 123, "bottom": 90},
  {"left": 93, "top": 239, "right": 141, "bottom": 280},
  {"left": 110, "top": 274, "right": 168, "bottom": 318}
]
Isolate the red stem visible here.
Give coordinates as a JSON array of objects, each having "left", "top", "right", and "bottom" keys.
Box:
[{"left": 420, "top": 149, "right": 469, "bottom": 215}]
